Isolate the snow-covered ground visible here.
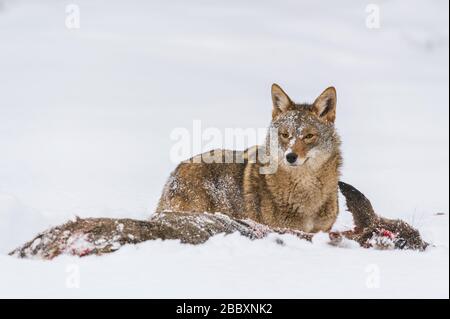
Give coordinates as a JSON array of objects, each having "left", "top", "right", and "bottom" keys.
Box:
[{"left": 0, "top": 0, "right": 448, "bottom": 298}]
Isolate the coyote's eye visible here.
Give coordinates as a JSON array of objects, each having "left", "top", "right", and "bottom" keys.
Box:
[
  {"left": 304, "top": 133, "right": 315, "bottom": 140},
  {"left": 280, "top": 132, "right": 290, "bottom": 139}
]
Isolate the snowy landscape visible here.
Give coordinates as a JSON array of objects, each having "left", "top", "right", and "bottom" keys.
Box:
[{"left": 0, "top": 0, "right": 448, "bottom": 298}]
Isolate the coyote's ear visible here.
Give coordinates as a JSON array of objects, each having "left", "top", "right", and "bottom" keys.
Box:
[
  {"left": 271, "top": 83, "right": 294, "bottom": 118},
  {"left": 312, "top": 87, "right": 337, "bottom": 123}
]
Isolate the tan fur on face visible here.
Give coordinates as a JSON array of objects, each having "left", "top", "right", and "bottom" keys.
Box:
[
  {"left": 291, "top": 139, "right": 307, "bottom": 158},
  {"left": 156, "top": 84, "right": 342, "bottom": 233}
]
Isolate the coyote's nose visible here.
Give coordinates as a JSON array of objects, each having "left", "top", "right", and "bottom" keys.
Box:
[{"left": 285, "top": 152, "right": 298, "bottom": 164}]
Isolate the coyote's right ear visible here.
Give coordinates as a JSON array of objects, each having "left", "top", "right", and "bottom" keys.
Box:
[{"left": 271, "top": 83, "right": 294, "bottom": 118}]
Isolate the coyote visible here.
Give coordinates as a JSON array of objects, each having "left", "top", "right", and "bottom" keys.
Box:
[{"left": 157, "top": 84, "right": 342, "bottom": 233}]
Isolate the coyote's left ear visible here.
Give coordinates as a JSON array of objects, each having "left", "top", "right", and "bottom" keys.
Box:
[{"left": 312, "top": 87, "right": 337, "bottom": 123}]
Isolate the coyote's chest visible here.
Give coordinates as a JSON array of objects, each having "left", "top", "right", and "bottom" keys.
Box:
[{"left": 267, "top": 170, "right": 324, "bottom": 217}]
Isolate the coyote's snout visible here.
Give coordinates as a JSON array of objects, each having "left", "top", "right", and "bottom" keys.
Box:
[{"left": 157, "top": 84, "right": 342, "bottom": 233}]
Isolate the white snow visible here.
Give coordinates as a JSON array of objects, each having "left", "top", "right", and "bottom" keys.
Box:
[
  {"left": 0, "top": 225, "right": 448, "bottom": 298},
  {"left": 0, "top": 0, "right": 448, "bottom": 298}
]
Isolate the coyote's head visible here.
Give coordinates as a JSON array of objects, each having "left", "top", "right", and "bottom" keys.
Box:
[{"left": 266, "top": 84, "right": 341, "bottom": 172}]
